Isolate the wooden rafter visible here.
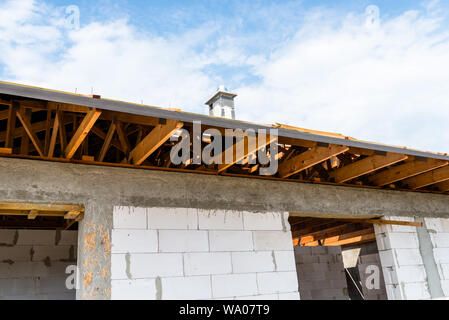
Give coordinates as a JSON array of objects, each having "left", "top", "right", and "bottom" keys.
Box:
[
  {"left": 301, "top": 227, "right": 375, "bottom": 246},
  {"left": 98, "top": 121, "right": 117, "bottom": 162},
  {"left": 329, "top": 153, "right": 408, "bottom": 183},
  {"left": 369, "top": 158, "right": 449, "bottom": 186},
  {"left": 217, "top": 133, "right": 276, "bottom": 173},
  {"left": 0, "top": 202, "right": 84, "bottom": 212},
  {"left": 278, "top": 145, "right": 349, "bottom": 179},
  {"left": 48, "top": 111, "right": 60, "bottom": 157},
  {"left": 65, "top": 108, "right": 101, "bottom": 159},
  {"left": 116, "top": 121, "right": 130, "bottom": 154},
  {"left": 299, "top": 223, "right": 371, "bottom": 245},
  {"left": 15, "top": 108, "right": 45, "bottom": 157},
  {"left": 402, "top": 165, "right": 449, "bottom": 189},
  {"left": 128, "top": 119, "right": 183, "bottom": 165}
]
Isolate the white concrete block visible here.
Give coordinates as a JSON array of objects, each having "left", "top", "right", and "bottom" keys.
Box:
[
  {"left": 212, "top": 274, "right": 258, "bottom": 298},
  {"left": 113, "top": 206, "right": 147, "bottom": 229},
  {"left": 234, "top": 294, "right": 278, "bottom": 300},
  {"left": 376, "top": 232, "right": 419, "bottom": 251},
  {"left": 57, "top": 231, "right": 78, "bottom": 246},
  {"left": 159, "top": 230, "right": 209, "bottom": 253},
  {"left": 402, "top": 282, "right": 431, "bottom": 300},
  {"left": 379, "top": 250, "right": 396, "bottom": 267},
  {"left": 162, "top": 276, "right": 212, "bottom": 300},
  {"left": 425, "top": 218, "right": 449, "bottom": 233},
  {"left": 111, "top": 254, "right": 128, "bottom": 280},
  {"left": 131, "top": 253, "right": 183, "bottom": 278},
  {"left": 231, "top": 251, "right": 275, "bottom": 274},
  {"left": 209, "top": 231, "right": 253, "bottom": 252},
  {"left": 433, "top": 248, "right": 449, "bottom": 264},
  {"left": 430, "top": 233, "right": 449, "bottom": 248},
  {"left": 382, "top": 265, "right": 427, "bottom": 285},
  {"left": 198, "top": 209, "right": 243, "bottom": 230},
  {"left": 243, "top": 212, "right": 285, "bottom": 231},
  {"left": 437, "top": 263, "right": 449, "bottom": 280},
  {"left": 0, "top": 246, "right": 33, "bottom": 261},
  {"left": 278, "top": 292, "right": 300, "bottom": 300},
  {"left": 441, "top": 280, "right": 449, "bottom": 297},
  {"left": 184, "top": 252, "right": 232, "bottom": 276},
  {"left": 385, "top": 284, "right": 404, "bottom": 300},
  {"left": 385, "top": 216, "right": 418, "bottom": 233},
  {"left": 274, "top": 251, "right": 296, "bottom": 272},
  {"left": 253, "top": 231, "right": 293, "bottom": 251},
  {"left": 32, "top": 246, "right": 72, "bottom": 261},
  {"left": 111, "top": 229, "right": 158, "bottom": 254},
  {"left": 16, "top": 230, "right": 55, "bottom": 245},
  {"left": 257, "top": 272, "right": 298, "bottom": 295},
  {"left": 147, "top": 207, "right": 197, "bottom": 230},
  {"left": 381, "top": 249, "right": 423, "bottom": 267},
  {"left": 111, "top": 279, "right": 156, "bottom": 300},
  {"left": 0, "top": 230, "right": 17, "bottom": 245}
]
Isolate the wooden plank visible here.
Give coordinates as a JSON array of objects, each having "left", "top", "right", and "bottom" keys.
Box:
[
  {"left": 48, "top": 111, "right": 60, "bottom": 158},
  {"left": 217, "top": 133, "right": 276, "bottom": 173},
  {"left": 128, "top": 119, "right": 183, "bottom": 165},
  {"left": 82, "top": 155, "right": 95, "bottom": 161},
  {"left": 15, "top": 108, "right": 45, "bottom": 157},
  {"left": 0, "top": 202, "right": 84, "bottom": 213},
  {"left": 279, "top": 145, "right": 349, "bottom": 178},
  {"left": 5, "top": 103, "right": 17, "bottom": 148},
  {"left": 401, "top": 165, "right": 449, "bottom": 189},
  {"left": 91, "top": 125, "right": 124, "bottom": 153},
  {"left": 98, "top": 121, "right": 116, "bottom": 162},
  {"left": 44, "top": 109, "right": 52, "bottom": 155},
  {"left": 28, "top": 210, "right": 39, "bottom": 220},
  {"left": 369, "top": 158, "right": 449, "bottom": 186},
  {"left": 329, "top": 153, "right": 408, "bottom": 183},
  {"left": 0, "top": 148, "right": 12, "bottom": 154},
  {"left": 64, "top": 211, "right": 81, "bottom": 220},
  {"left": 340, "top": 218, "right": 422, "bottom": 227},
  {"left": 65, "top": 108, "right": 101, "bottom": 159},
  {"left": 299, "top": 224, "right": 371, "bottom": 245},
  {"left": 323, "top": 233, "right": 376, "bottom": 246}
]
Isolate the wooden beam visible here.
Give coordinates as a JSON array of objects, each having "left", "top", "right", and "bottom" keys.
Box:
[
  {"left": 65, "top": 108, "right": 101, "bottom": 159},
  {"left": 436, "top": 180, "right": 449, "bottom": 192},
  {"left": 278, "top": 145, "right": 349, "bottom": 179},
  {"left": 15, "top": 108, "right": 45, "bottom": 157},
  {"left": 44, "top": 108, "right": 52, "bottom": 155},
  {"left": 98, "top": 121, "right": 116, "bottom": 162},
  {"left": 0, "top": 202, "right": 84, "bottom": 213},
  {"left": 28, "top": 210, "right": 39, "bottom": 220},
  {"left": 322, "top": 233, "right": 376, "bottom": 246},
  {"left": 329, "top": 153, "right": 408, "bottom": 183},
  {"left": 301, "top": 227, "right": 374, "bottom": 246},
  {"left": 91, "top": 125, "right": 125, "bottom": 153},
  {"left": 299, "top": 224, "right": 371, "bottom": 245},
  {"left": 369, "top": 158, "right": 448, "bottom": 186},
  {"left": 402, "top": 165, "right": 449, "bottom": 189},
  {"left": 5, "top": 103, "right": 17, "bottom": 148},
  {"left": 128, "top": 119, "right": 183, "bottom": 165},
  {"left": 217, "top": 133, "right": 276, "bottom": 173},
  {"left": 0, "top": 148, "right": 12, "bottom": 154},
  {"left": 64, "top": 211, "right": 81, "bottom": 220}
]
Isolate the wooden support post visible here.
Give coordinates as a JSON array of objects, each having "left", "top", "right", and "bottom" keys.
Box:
[
  {"left": 48, "top": 110, "right": 60, "bottom": 158},
  {"left": 5, "top": 102, "right": 17, "bottom": 148},
  {"left": 65, "top": 108, "right": 101, "bottom": 159}
]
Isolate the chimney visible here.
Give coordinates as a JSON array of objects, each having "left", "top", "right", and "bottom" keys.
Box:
[{"left": 205, "top": 85, "right": 237, "bottom": 119}]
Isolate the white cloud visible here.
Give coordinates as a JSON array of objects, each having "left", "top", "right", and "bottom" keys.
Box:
[{"left": 0, "top": 0, "right": 448, "bottom": 153}]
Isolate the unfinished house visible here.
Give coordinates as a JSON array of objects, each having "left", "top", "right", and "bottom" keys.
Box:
[{"left": 0, "top": 81, "right": 448, "bottom": 300}]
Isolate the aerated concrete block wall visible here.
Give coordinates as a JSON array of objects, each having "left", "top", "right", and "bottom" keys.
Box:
[
  {"left": 0, "top": 230, "right": 78, "bottom": 300},
  {"left": 110, "top": 206, "right": 299, "bottom": 300},
  {"left": 375, "top": 216, "right": 449, "bottom": 300},
  {"left": 294, "top": 246, "right": 349, "bottom": 300}
]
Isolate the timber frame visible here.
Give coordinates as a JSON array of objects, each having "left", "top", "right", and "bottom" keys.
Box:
[{"left": 0, "top": 81, "right": 448, "bottom": 195}]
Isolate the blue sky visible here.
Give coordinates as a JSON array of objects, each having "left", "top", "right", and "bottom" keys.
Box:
[{"left": 1, "top": 0, "right": 449, "bottom": 153}]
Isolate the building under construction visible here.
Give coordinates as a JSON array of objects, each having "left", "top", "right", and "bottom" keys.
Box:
[{"left": 0, "top": 81, "right": 448, "bottom": 300}]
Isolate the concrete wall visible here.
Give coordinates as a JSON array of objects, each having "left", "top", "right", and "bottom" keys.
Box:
[
  {"left": 294, "top": 246, "right": 349, "bottom": 300},
  {"left": 1, "top": 157, "right": 449, "bottom": 299},
  {"left": 375, "top": 216, "right": 449, "bottom": 300},
  {"left": 110, "top": 206, "right": 299, "bottom": 300},
  {"left": 0, "top": 230, "right": 77, "bottom": 300}
]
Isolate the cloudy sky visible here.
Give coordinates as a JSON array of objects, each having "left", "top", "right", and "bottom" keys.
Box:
[{"left": 1, "top": 0, "right": 448, "bottom": 153}]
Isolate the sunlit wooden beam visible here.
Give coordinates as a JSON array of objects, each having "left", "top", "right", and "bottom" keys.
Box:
[
  {"left": 15, "top": 108, "right": 44, "bottom": 157},
  {"left": 65, "top": 108, "right": 101, "bottom": 159},
  {"left": 402, "top": 165, "right": 449, "bottom": 189}
]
